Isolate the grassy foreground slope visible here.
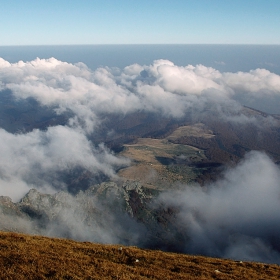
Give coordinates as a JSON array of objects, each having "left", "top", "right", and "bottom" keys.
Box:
[{"left": 0, "top": 231, "right": 279, "bottom": 280}]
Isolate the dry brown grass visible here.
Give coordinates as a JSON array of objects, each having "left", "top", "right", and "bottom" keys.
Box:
[
  {"left": 166, "top": 123, "right": 215, "bottom": 141},
  {"left": 0, "top": 231, "right": 279, "bottom": 279},
  {"left": 118, "top": 137, "right": 205, "bottom": 187}
]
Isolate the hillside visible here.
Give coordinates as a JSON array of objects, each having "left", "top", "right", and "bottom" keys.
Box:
[{"left": 0, "top": 231, "right": 279, "bottom": 280}]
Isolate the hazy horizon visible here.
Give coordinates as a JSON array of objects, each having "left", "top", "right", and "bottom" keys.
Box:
[{"left": 1, "top": 44, "right": 280, "bottom": 73}]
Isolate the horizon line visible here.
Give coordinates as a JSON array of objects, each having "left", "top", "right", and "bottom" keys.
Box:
[{"left": 1, "top": 43, "right": 280, "bottom": 47}]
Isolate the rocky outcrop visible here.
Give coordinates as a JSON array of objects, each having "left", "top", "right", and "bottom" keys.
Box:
[
  {"left": 0, "top": 181, "right": 185, "bottom": 250},
  {"left": 0, "top": 181, "right": 158, "bottom": 237},
  {"left": 0, "top": 196, "right": 35, "bottom": 233}
]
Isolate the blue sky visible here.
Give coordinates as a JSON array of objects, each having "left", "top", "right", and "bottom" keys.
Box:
[{"left": 1, "top": 0, "right": 280, "bottom": 45}]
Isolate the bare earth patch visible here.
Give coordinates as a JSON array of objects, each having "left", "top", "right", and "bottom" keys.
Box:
[{"left": 118, "top": 128, "right": 208, "bottom": 188}]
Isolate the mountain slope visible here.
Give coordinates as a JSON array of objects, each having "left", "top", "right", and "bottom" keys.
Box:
[{"left": 0, "top": 231, "right": 279, "bottom": 280}]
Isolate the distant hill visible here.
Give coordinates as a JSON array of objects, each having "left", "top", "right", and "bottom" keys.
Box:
[{"left": 114, "top": 107, "right": 280, "bottom": 186}]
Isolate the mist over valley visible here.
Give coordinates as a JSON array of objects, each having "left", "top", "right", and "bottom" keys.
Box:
[{"left": 1, "top": 49, "right": 280, "bottom": 264}]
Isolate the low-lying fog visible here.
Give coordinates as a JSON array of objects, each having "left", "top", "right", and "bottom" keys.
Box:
[{"left": 0, "top": 57, "right": 280, "bottom": 263}]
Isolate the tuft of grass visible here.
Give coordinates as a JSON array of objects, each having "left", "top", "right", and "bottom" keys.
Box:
[{"left": 0, "top": 231, "right": 279, "bottom": 279}]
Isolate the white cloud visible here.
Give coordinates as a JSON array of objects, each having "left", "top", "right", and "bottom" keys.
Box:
[
  {"left": 156, "top": 151, "right": 280, "bottom": 263},
  {"left": 0, "top": 57, "right": 279, "bottom": 130},
  {"left": 153, "top": 62, "right": 222, "bottom": 95},
  {"left": 0, "top": 126, "right": 129, "bottom": 201},
  {"left": 221, "top": 68, "right": 280, "bottom": 96}
]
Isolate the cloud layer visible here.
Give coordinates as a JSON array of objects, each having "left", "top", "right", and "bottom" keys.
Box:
[
  {"left": 0, "top": 126, "right": 129, "bottom": 201},
  {"left": 0, "top": 57, "right": 280, "bottom": 131},
  {"left": 156, "top": 151, "right": 280, "bottom": 263},
  {"left": 0, "top": 57, "right": 280, "bottom": 263}
]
